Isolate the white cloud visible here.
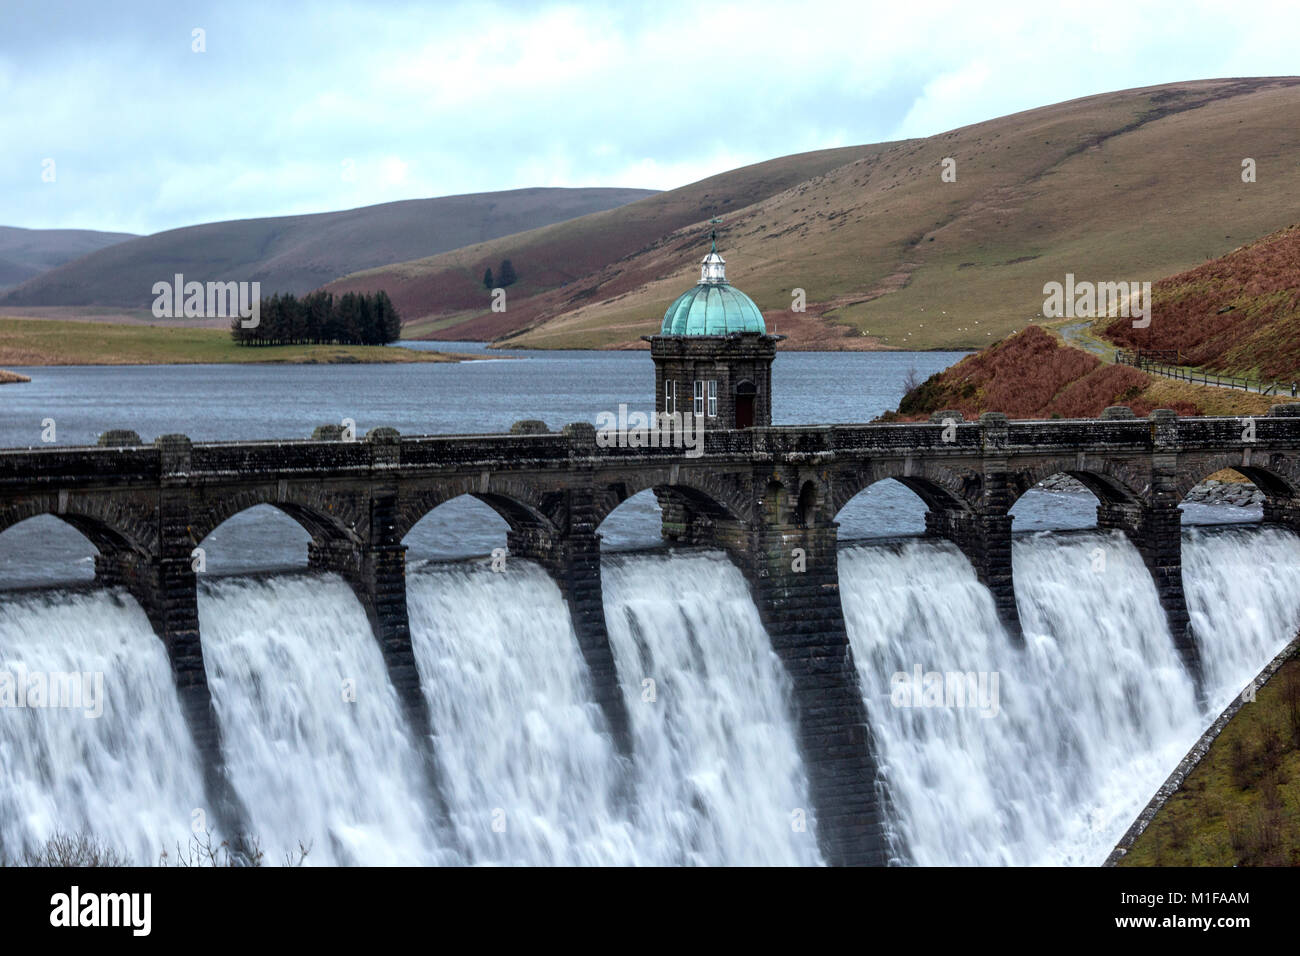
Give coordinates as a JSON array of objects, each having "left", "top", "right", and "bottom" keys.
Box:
[{"left": 4, "top": 0, "right": 1300, "bottom": 233}]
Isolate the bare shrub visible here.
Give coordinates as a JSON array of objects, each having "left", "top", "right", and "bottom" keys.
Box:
[
  {"left": 1284, "top": 665, "right": 1300, "bottom": 748},
  {"left": 1258, "top": 773, "right": 1284, "bottom": 812},
  {"left": 1168, "top": 815, "right": 1190, "bottom": 850},
  {"left": 1260, "top": 723, "right": 1285, "bottom": 775},
  {"left": 1226, "top": 807, "right": 1250, "bottom": 855},
  {"left": 1251, "top": 806, "right": 1285, "bottom": 864},
  {"left": 3, "top": 831, "right": 131, "bottom": 867},
  {"left": 2, "top": 830, "right": 310, "bottom": 868},
  {"left": 1229, "top": 738, "right": 1253, "bottom": 790},
  {"left": 159, "top": 832, "right": 310, "bottom": 867}
]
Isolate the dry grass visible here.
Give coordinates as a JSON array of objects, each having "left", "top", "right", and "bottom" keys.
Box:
[
  {"left": 1137, "top": 377, "right": 1283, "bottom": 417},
  {"left": 1120, "top": 657, "right": 1300, "bottom": 866},
  {"left": 3, "top": 189, "right": 655, "bottom": 310},
  {"left": 0, "top": 317, "right": 471, "bottom": 366}
]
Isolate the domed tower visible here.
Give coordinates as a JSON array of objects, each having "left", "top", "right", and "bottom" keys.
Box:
[{"left": 644, "top": 227, "right": 783, "bottom": 429}]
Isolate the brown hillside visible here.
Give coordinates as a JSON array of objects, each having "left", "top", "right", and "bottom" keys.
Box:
[
  {"left": 891, "top": 325, "right": 1217, "bottom": 420},
  {"left": 1100, "top": 223, "right": 1300, "bottom": 380},
  {"left": 323, "top": 145, "right": 877, "bottom": 341},
  {"left": 331, "top": 77, "right": 1300, "bottom": 351},
  {"left": 0, "top": 226, "right": 136, "bottom": 292},
  {"left": 1, "top": 188, "right": 656, "bottom": 309}
]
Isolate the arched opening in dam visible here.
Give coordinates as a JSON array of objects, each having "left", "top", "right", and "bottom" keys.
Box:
[
  {"left": 833, "top": 478, "right": 930, "bottom": 540},
  {"left": 191, "top": 504, "right": 311, "bottom": 575},
  {"left": 592, "top": 488, "right": 661, "bottom": 552},
  {"left": 0, "top": 512, "right": 129, "bottom": 589},
  {"left": 403, "top": 494, "right": 511, "bottom": 563}
]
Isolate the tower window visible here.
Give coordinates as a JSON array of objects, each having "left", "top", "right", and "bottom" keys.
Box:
[
  {"left": 665, "top": 380, "right": 676, "bottom": 415},
  {"left": 693, "top": 380, "right": 704, "bottom": 416},
  {"left": 707, "top": 380, "right": 718, "bottom": 417}
]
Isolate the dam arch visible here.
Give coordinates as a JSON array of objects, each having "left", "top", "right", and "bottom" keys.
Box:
[
  {"left": 1174, "top": 455, "right": 1300, "bottom": 506},
  {"left": 832, "top": 477, "right": 933, "bottom": 538},
  {"left": 191, "top": 503, "right": 311, "bottom": 574},
  {"left": 188, "top": 488, "right": 364, "bottom": 552},
  {"left": 0, "top": 513, "right": 126, "bottom": 587},
  {"left": 0, "top": 495, "right": 156, "bottom": 564}
]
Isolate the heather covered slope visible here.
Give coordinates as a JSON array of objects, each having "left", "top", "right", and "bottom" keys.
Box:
[
  {"left": 0, "top": 226, "right": 137, "bottom": 291},
  {"left": 888, "top": 325, "right": 1284, "bottom": 421},
  {"left": 330, "top": 77, "right": 1300, "bottom": 350},
  {"left": 0, "top": 187, "right": 656, "bottom": 308},
  {"left": 1100, "top": 223, "right": 1300, "bottom": 380}
]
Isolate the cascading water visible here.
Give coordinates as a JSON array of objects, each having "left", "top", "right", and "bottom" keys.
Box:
[
  {"left": 5, "top": 523, "right": 1297, "bottom": 866},
  {"left": 839, "top": 526, "right": 1300, "bottom": 866},
  {"left": 1183, "top": 525, "right": 1300, "bottom": 708},
  {"left": 405, "top": 552, "right": 820, "bottom": 865},
  {"left": 405, "top": 560, "right": 633, "bottom": 865},
  {"left": 0, "top": 588, "right": 206, "bottom": 864},
  {"left": 196, "top": 574, "right": 442, "bottom": 865},
  {"left": 601, "top": 551, "right": 822, "bottom": 866}
]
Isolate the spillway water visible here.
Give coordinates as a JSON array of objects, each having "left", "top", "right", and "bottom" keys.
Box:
[
  {"left": 0, "top": 588, "right": 205, "bottom": 864},
  {"left": 602, "top": 551, "right": 822, "bottom": 865},
  {"left": 404, "top": 553, "right": 819, "bottom": 865},
  {"left": 1183, "top": 525, "right": 1300, "bottom": 709},
  {"left": 196, "top": 574, "right": 441, "bottom": 866},
  {"left": 405, "top": 560, "right": 631, "bottom": 865},
  {"left": 837, "top": 526, "right": 1300, "bottom": 866},
  {"left": 3, "top": 524, "right": 1298, "bottom": 866}
]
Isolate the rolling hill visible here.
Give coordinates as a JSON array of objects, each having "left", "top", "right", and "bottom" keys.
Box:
[
  {"left": 324, "top": 77, "right": 1300, "bottom": 350},
  {"left": 323, "top": 145, "right": 880, "bottom": 341},
  {"left": 0, "top": 187, "right": 656, "bottom": 309},
  {"left": 0, "top": 226, "right": 137, "bottom": 292}
]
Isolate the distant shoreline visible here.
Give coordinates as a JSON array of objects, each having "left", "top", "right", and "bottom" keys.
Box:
[{"left": 0, "top": 317, "right": 479, "bottom": 368}]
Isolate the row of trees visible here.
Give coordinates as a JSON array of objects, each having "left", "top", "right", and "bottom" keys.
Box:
[
  {"left": 482, "top": 259, "right": 517, "bottom": 290},
  {"left": 231, "top": 290, "right": 401, "bottom": 346}
]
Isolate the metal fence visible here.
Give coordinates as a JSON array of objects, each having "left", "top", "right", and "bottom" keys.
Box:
[{"left": 1114, "top": 349, "right": 1298, "bottom": 397}]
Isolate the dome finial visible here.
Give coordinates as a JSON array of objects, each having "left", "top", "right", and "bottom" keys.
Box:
[{"left": 701, "top": 217, "right": 726, "bottom": 283}]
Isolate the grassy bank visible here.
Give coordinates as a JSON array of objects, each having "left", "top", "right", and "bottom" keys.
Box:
[
  {"left": 1119, "top": 649, "right": 1300, "bottom": 866},
  {"left": 0, "top": 317, "right": 471, "bottom": 366}
]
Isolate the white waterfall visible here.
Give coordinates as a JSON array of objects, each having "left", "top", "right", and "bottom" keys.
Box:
[
  {"left": 0, "top": 588, "right": 205, "bottom": 864},
  {"left": 4, "top": 525, "right": 1297, "bottom": 866},
  {"left": 601, "top": 551, "right": 823, "bottom": 866},
  {"left": 196, "top": 574, "right": 442, "bottom": 866},
  {"left": 405, "top": 552, "right": 820, "bottom": 865},
  {"left": 838, "top": 526, "right": 1300, "bottom": 866},
  {"left": 405, "top": 560, "right": 633, "bottom": 865},
  {"left": 1183, "top": 525, "right": 1300, "bottom": 709}
]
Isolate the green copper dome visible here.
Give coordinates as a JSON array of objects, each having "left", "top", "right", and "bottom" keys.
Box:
[{"left": 660, "top": 244, "right": 766, "bottom": 335}]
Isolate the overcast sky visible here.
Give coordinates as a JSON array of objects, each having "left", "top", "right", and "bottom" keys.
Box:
[{"left": 3, "top": 0, "right": 1298, "bottom": 235}]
